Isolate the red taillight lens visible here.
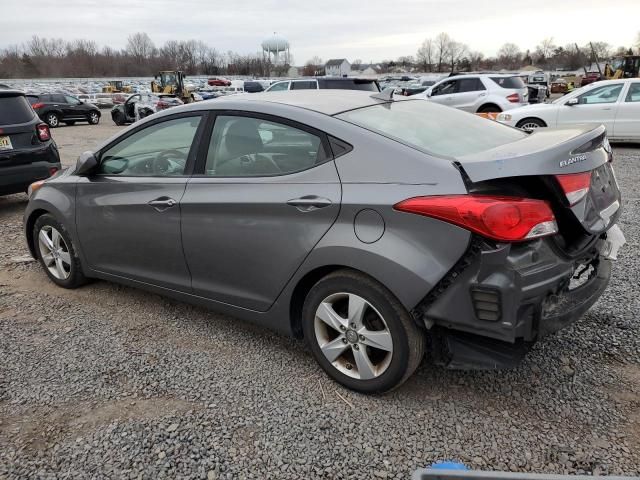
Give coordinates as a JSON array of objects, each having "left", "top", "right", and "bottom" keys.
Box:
[
  {"left": 506, "top": 93, "right": 520, "bottom": 103},
  {"left": 31, "top": 102, "right": 44, "bottom": 109},
  {"left": 394, "top": 195, "right": 558, "bottom": 242},
  {"left": 555, "top": 172, "right": 591, "bottom": 206},
  {"left": 48, "top": 166, "right": 59, "bottom": 176},
  {"left": 156, "top": 101, "right": 167, "bottom": 108},
  {"left": 36, "top": 123, "right": 51, "bottom": 141}
]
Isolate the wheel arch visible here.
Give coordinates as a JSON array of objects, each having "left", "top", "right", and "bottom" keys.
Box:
[
  {"left": 476, "top": 103, "right": 502, "bottom": 113},
  {"left": 25, "top": 208, "right": 50, "bottom": 258}
]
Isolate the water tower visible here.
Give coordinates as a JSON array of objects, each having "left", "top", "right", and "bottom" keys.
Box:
[{"left": 261, "top": 33, "right": 291, "bottom": 67}]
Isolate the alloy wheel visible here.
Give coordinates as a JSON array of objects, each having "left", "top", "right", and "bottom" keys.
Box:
[
  {"left": 314, "top": 292, "right": 393, "bottom": 380},
  {"left": 90, "top": 113, "right": 99, "bottom": 124},
  {"left": 38, "top": 226, "right": 71, "bottom": 280},
  {"left": 520, "top": 122, "right": 541, "bottom": 131},
  {"left": 47, "top": 114, "right": 59, "bottom": 127}
]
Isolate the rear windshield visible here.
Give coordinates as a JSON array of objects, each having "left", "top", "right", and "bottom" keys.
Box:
[
  {"left": 336, "top": 100, "right": 526, "bottom": 158},
  {"left": 490, "top": 76, "right": 526, "bottom": 89},
  {"left": 322, "top": 79, "right": 379, "bottom": 92},
  {"left": 0, "top": 95, "right": 35, "bottom": 124}
]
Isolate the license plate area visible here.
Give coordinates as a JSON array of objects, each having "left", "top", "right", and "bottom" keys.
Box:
[{"left": 0, "top": 136, "right": 13, "bottom": 150}]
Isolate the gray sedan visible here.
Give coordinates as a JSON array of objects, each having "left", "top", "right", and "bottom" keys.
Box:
[{"left": 24, "top": 91, "right": 623, "bottom": 393}]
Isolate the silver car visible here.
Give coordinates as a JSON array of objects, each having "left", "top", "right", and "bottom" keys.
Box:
[
  {"left": 420, "top": 74, "right": 529, "bottom": 113},
  {"left": 24, "top": 91, "right": 623, "bottom": 393}
]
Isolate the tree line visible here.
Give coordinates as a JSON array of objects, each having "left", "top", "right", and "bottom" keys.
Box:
[
  {"left": 1, "top": 32, "right": 639, "bottom": 79},
  {"left": 0, "top": 33, "right": 287, "bottom": 79}
]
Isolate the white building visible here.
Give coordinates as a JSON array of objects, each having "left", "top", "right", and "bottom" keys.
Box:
[{"left": 325, "top": 59, "right": 351, "bottom": 77}]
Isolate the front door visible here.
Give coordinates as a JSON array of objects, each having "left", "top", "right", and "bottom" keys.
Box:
[
  {"left": 76, "top": 114, "right": 204, "bottom": 291},
  {"left": 613, "top": 82, "right": 640, "bottom": 140},
  {"left": 557, "top": 83, "right": 624, "bottom": 132},
  {"left": 181, "top": 113, "right": 341, "bottom": 311}
]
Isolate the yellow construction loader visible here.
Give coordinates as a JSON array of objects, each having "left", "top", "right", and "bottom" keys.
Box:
[
  {"left": 151, "top": 71, "right": 194, "bottom": 103},
  {"left": 604, "top": 55, "right": 640, "bottom": 79},
  {"left": 102, "top": 80, "right": 132, "bottom": 94}
]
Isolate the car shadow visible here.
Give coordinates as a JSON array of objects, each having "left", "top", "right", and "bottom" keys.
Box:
[{"left": 0, "top": 193, "right": 28, "bottom": 216}]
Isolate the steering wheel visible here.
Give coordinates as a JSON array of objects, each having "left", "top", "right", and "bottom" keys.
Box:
[
  {"left": 230, "top": 153, "right": 282, "bottom": 174},
  {"left": 154, "top": 149, "right": 187, "bottom": 175}
]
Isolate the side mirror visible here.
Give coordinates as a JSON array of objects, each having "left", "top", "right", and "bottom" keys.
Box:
[
  {"left": 566, "top": 97, "right": 579, "bottom": 106},
  {"left": 76, "top": 151, "right": 98, "bottom": 175}
]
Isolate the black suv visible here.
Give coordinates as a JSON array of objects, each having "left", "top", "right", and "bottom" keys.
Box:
[
  {"left": 0, "top": 90, "right": 61, "bottom": 196},
  {"left": 27, "top": 93, "right": 101, "bottom": 128}
]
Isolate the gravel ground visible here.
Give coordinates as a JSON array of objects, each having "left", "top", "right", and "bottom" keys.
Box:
[{"left": 0, "top": 121, "right": 639, "bottom": 479}]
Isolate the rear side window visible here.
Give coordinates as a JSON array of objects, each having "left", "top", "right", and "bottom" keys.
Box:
[
  {"left": 457, "top": 78, "right": 485, "bottom": 93},
  {"left": 291, "top": 81, "right": 317, "bottom": 90},
  {"left": 337, "top": 100, "right": 526, "bottom": 158},
  {"left": 322, "top": 79, "right": 379, "bottom": 91},
  {"left": 490, "top": 77, "right": 526, "bottom": 89},
  {"left": 0, "top": 96, "right": 35, "bottom": 124}
]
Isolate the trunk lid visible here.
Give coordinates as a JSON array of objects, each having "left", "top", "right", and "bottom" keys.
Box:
[{"left": 456, "top": 125, "right": 621, "bottom": 236}]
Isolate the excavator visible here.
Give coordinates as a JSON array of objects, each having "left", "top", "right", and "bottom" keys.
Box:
[
  {"left": 151, "top": 71, "right": 194, "bottom": 103},
  {"left": 102, "top": 80, "right": 132, "bottom": 94}
]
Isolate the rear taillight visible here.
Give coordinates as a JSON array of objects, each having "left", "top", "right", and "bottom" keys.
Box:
[
  {"left": 394, "top": 195, "right": 558, "bottom": 242},
  {"left": 506, "top": 93, "right": 520, "bottom": 103},
  {"left": 31, "top": 102, "right": 44, "bottom": 109},
  {"left": 48, "top": 166, "right": 59, "bottom": 176},
  {"left": 36, "top": 123, "right": 51, "bottom": 142},
  {"left": 156, "top": 101, "right": 167, "bottom": 108},
  {"left": 555, "top": 172, "right": 592, "bottom": 206}
]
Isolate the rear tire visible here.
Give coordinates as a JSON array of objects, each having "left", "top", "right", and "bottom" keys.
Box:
[
  {"left": 302, "top": 269, "right": 425, "bottom": 394},
  {"left": 477, "top": 104, "right": 502, "bottom": 113},
  {"left": 45, "top": 112, "right": 60, "bottom": 128},
  {"left": 516, "top": 118, "right": 546, "bottom": 131},
  {"left": 33, "top": 214, "right": 87, "bottom": 289}
]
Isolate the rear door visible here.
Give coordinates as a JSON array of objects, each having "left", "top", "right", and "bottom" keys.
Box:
[
  {"left": 63, "top": 95, "right": 84, "bottom": 119},
  {"left": 454, "top": 77, "right": 486, "bottom": 112},
  {"left": 612, "top": 82, "right": 640, "bottom": 141},
  {"left": 181, "top": 112, "right": 341, "bottom": 311},
  {"left": 557, "top": 83, "right": 624, "bottom": 132},
  {"left": 76, "top": 113, "right": 205, "bottom": 291}
]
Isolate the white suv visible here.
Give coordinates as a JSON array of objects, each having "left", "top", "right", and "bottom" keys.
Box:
[{"left": 419, "top": 74, "right": 529, "bottom": 113}]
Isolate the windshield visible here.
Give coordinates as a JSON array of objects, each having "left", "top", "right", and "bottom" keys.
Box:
[{"left": 337, "top": 100, "right": 526, "bottom": 157}]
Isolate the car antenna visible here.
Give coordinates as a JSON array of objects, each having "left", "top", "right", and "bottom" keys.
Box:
[{"left": 370, "top": 87, "right": 395, "bottom": 102}]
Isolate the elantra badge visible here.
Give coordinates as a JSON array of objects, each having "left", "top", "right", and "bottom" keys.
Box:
[{"left": 560, "top": 154, "right": 587, "bottom": 168}]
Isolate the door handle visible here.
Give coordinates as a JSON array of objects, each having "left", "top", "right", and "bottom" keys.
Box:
[
  {"left": 148, "top": 197, "right": 177, "bottom": 211},
  {"left": 287, "top": 195, "right": 332, "bottom": 212}
]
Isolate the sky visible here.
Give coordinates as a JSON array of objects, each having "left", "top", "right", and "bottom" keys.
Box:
[{"left": 2, "top": 0, "right": 639, "bottom": 63}]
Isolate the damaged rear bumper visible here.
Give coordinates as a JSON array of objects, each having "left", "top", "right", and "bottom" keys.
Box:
[{"left": 412, "top": 236, "right": 611, "bottom": 370}]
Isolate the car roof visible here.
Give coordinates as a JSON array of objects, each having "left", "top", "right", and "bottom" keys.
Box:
[{"left": 196, "top": 90, "right": 402, "bottom": 116}]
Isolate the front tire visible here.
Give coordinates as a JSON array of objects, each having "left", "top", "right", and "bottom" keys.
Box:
[
  {"left": 477, "top": 104, "right": 502, "bottom": 113},
  {"left": 45, "top": 112, "right": 60, "bottom": 128},
  {"left": 516, "top": 117, "right": 546, "bottom": 131},
  {"left": 88, "top": 112, "right": 100, "bottom": 125},
  {"left": 113, "top": 111, "right": 125, "bottom": 126},
  {"left": 302, "top": 270, "right": 425, "bottom": 393},
  {"left": 34, "top": 214, "right": 87, "bottom": 289}
]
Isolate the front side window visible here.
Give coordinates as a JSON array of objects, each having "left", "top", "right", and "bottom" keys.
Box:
[
  {"left": 204, "top": 115, "right": 326, "bottom": 177},
  {"left": 267, "top": 81, "right": 289, "bottom": 92},
  {"left": 577, "top": 84, "right": 623, "bottom": 104},
  {"left": 625, "top": 83, "right": 640, "bottom": 102},
  {"left": 337, "top": 99, "right": 526, "bottom": 158},
  {"left": 431, "top": 80, "right": 457, "bottom": 96},
  {"left": 98, "top": 116, "right": 201, "bottom": 176},
  {"left": 65, "top": 95, "right": 80, "bottom": 104}
]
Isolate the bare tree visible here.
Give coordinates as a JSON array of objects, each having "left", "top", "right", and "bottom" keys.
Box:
[
  {"left": 434, "top": 32, "right": 451, "bottom": 72},
  {"left": 535, "top": 37, "right": 556, "bottom": 63},
  {"left": 126, "top": 32, "right": 155, "bottom": 62},
  {"left": 497, "top": 42, "right": 522, "bottom": 69},
  {"left": 468, "top": 51, "right": 484, "bottom": 71},
  {"left": 447, "top": 41, "right": 468, "bottom": 72},
  {"left": 416, "top": 38, "right": 434, "bottom": 72}
]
